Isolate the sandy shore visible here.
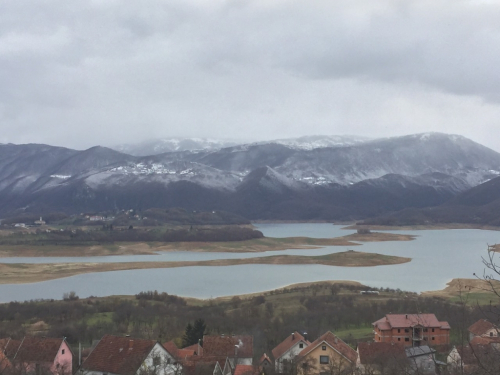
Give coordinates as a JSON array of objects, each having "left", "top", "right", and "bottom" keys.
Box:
[
  {"left": 0, "top": 250, "right": 410, "bottom": 284},
  {"left": 0, "top": 232, "right": 415, "bottom": 257}
]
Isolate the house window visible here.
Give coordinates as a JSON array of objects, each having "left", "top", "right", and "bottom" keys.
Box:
[
  {"left": 62, "top": 349, "right": 65, "bottom": 354},
  {"left": 405, "top": 338, "right": 409, "bottom": 342},
  {"left": 322, "top": 345, "right": 326, "bottom": 351},
  {"left": 398, "top": 338, "right": 401, "bottom": 341},
  {"left": 320, "top": 356, "right": 329, "bottom": 364},
  {"left": 432, "top": 337, "right": 435, "bottom": 341},
  {"left": 423, "top": 328, "right": 428, "bottom": 332},
  {"left": 153, "top": 357, "right": 161, "bottom": 366},
  {"left": 299, "top": 343, "right": 304, "bottom": 348},
  {"left": 405, "top": 329, "right": 409, "bottom": 333},
  {"left": 490, "top": 332, "right": 494, "bottom": 337},
  {"left": 432, "top": 329, "right": 435, "bottom": 332},
  {"left": 398, "top": 329, "right": 400, "bottom": 333},
  {"left": 379, "top": 337, "right": 381, "bottom": 341}
]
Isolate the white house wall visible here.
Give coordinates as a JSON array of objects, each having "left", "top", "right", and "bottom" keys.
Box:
[{"left": 275, "top": 341, "right": 308, "bottom": 373}]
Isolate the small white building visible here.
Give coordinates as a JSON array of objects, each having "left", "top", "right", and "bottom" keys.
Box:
[{"left": 271, "top": 332, "right": 310, "bottom": 373}]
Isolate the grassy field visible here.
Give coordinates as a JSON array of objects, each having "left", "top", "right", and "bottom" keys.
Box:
[{"left": 422, "top": 278, "right": 500, "bottom": 305}]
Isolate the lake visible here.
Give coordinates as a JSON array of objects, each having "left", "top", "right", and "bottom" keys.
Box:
[{"left": 0, "top": 223, "right": 498, "bottom": 302}]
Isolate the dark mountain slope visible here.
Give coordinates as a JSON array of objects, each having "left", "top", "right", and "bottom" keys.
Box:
[{"left": 362, "top": 176, "right": 500, "bottom": 226}]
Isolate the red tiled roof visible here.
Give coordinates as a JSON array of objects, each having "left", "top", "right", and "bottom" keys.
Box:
[
  {"left": 203, "top": 335, "right": 253, "bottom": 358},
  {"left": 163, "top": 341, "right": 179, "bottom": 357},
  {"left": 373, "top": 314, "right": 449, "bottom": 330},
  {"left": 0, "top": 350, "right": 11, "bottom": 372},
  {"left": 183, "top": 343, "right": 202, "bottom": 356},
  {"left": 357, "top": 342, "right": 406, "bottom": 364},
  {"left": 271, "top": 332, "right": 309, "bottom": 360},
  {"left": 470, "top": 336, "right": 500, "bottom": 345},
  {"left": 234, "top": 364, "right": 257, "bottom": 375},
  {"left": 13, "top": 337, "right": 67, "bottom": 363},
  {"left": 81, "top": 335, "right": 157, "bottom": 375},
  {"left": 455, "top": 343, "right": 500, "bottom": 366},
  {"left": 0, "top": 338, "right": 22, "bottom": 358},
  {"left": 298, "top": 331, "right": 357, "bottom": 364},
  {"left": 468, "top": 319, "right": 498, "bottom": 336}
]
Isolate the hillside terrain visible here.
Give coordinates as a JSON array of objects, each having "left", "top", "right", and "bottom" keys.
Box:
[
  {"left": 362, "top": 175, "right": 500, "bottom": 226},
  {"left": 1, "top": 133, "right": 500, "bottom": 221}
]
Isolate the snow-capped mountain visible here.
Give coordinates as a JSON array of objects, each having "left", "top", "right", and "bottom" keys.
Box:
[
  {"left": 2, "top": 133, "right": 500, "bottom": 220},
  {"left": 113, "top": 138, "right": 244, "bottom": 156},
  {"left": 256, "top": 135, "right": 370, "bottom": 150}
]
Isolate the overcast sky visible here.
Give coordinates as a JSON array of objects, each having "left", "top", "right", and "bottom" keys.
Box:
[{"left": 1, "top": 0, "right": 500, "bottom": 151}]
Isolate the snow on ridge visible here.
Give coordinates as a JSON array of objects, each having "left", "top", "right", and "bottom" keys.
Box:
[{"left": 50, "top": 174, "right": 71, "bottom": 179}]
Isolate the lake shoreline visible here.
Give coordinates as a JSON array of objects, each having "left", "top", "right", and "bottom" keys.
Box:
[
  {"left": 0, "top": 231, "right": 415, "bottom": 258},
  {"left": 0, "top": 250, "right": 411, "bottom": 284}
]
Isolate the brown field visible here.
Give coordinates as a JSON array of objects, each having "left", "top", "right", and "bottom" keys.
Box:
[{"left": 0, "top": 250, "right": 410, "bottom": 284}]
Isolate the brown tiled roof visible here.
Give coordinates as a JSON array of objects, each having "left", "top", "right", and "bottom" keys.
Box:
[
  {"left": 357, "top": 342, "right": 406, "bottom": 364},
  {"left": 234, "top": 364, "right": 257, "bottom": 375},
  {"left": 455, "top": 343, "right": 500, "bottom": 366},
  {"left": 183, "top": 343, "right": 202, "bottom": 355},
  {"left": 470, "top": 336, "right": 500, "bottom": 345},
  {"left": 0, "top": 338, "right": 22, "bottom": 358},
  {"left": 81, "top": 335, "right": 157, "bottom": 375},
  {"left": 13, "top": 337, "right": 67, "bottom": 363},
  {"left": 0, "top": 350, "right": 11, "bottom": 372},
  {"left": 203, "top": 335, "right": 253, "bottom": 358},
  {"left": 163, "top": 341, "right": 179, "bottom": 357},
  {"left": 468, "top": 319, "right": 498, "bottom": 336},
  {"left": 373, "top": 314, "right": 449, "bottom": 330},
  {"left": 298, "top": 331, "right": 357, "bottom": 364},
  {"left": 271, "top": 332, "right": 309, "bottom": 360}
]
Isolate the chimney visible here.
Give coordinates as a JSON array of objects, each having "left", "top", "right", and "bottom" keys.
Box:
[
  {"left": 221, "top": 334, "right": 225, "bottom": 337},
  {"left": 292, "top": 333, "right": 295, "bottom": 340},
  {"left": 303, "top": 332, "right": 308, "bottom": 341},
  {"left": 129, "top": 340, "right": 134, "bottom": 350},
  {"left": 234, "top": 345, "right": 238, "bottom": 357},
  {"left": 406, "top": 314, "right": 408, "bottom": 319}
]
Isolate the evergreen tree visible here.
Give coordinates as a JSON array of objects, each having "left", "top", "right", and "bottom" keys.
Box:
[{"left": 182, "top": 319, "right": 206, "bottom": 347}]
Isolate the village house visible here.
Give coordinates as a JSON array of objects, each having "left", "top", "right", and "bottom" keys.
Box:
[
  {"left": 296, "top": 331, "right": 357, "bottom": 375},
  {"left": 271, "top": 331, "right": 310, "bottom": 373},
  {"left": 258, "top": 354, "right": 271, "bottom": 372},
  {"left": 80, "top": 335, "right": 179, "bottom": 375},
  {"left": 372, "top": 314, "right": 450, "bottom": 347},
  {"left": 405, "top": 345, "right": 440, "bottom": 375},
  {"left": 447, "top": 341, "right": 500, "bottom": 373},
  {"left": 356, "top": 342, "right": 406, "bottom": 374},
  {"left": 468, "top": 319, "right": 499, "bottom": 341},
  {"left": 0, "top": 336, "right": 73, "bottom": 375},
  {"left": 202, "top": 335, "right": 253, "bottom": 366}
]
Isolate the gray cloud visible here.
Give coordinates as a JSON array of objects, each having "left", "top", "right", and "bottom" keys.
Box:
[{"left": 0, "top": 0, "right": 500, "bottom": 151}]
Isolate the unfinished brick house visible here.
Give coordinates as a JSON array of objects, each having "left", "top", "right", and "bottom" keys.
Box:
[{"left": 372, "top": 314, "right": 450, "bottom": 347}]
